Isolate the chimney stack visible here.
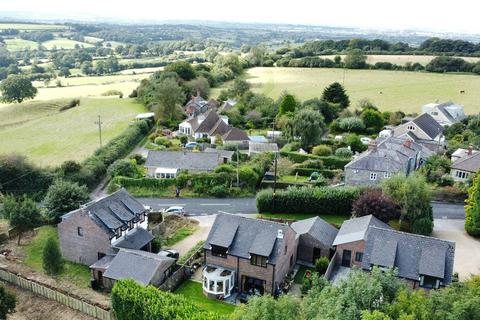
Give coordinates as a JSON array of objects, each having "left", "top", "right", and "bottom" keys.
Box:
[
  {"left": 368, "top": 140, "right": 377, "bottom": 151},
  {"left": 468, "top": 145, "right": 473, "bottom": 156}
]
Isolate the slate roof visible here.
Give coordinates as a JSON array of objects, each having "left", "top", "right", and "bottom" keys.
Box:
[
  {"left": 362, "top": 226, "right": 455, "bottom": 284},
  {"left": 145, "top": 151, "right": 219, "bottom": 171},
  {"left": 412, "top": 113, "right": 444, "bottom": 139},
  {"left": 204, "top": 148, "right": 234, "bottom": 160},
  {"left": 435, "top": 103, "right": 457, "bottom": 123},
  {"left": 89, "top": 254, "right": 115, "bottom": 270},
  {"left": 205, "top": 214, "right": 291, "bottom": 265},
  {"left": 195, "top": 110, "right": 225, "bottom": 134},
  {"left": 223, "top": 127, "right": 249, "bottom": 141},
  {"left": 291, "top": 216, "right": 338, "bottom": 248},
  {"left": 345, "top": 149, "right": 406, "bottom": 172},
  {"left": 113, "top": 227, "right": 154, "bottom": 250},
  {"left": 103, "top": 249, "right": 175, "bottom": 285},
  {"left": 332, "top": 215, "right": 391, "bottom": 246},
  {"left": 248, "top": 142, "right": 279, "bottom": 154},
  {"left": 62, "top": 189, "right": 147, "bottom": 237},
  {"left": 451, "top": 152, "right": 480, "bottom": 173}
]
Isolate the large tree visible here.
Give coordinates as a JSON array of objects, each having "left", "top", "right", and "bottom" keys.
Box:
[
  {"left": 278, "top": 93, "right": 297, "bottom": 115},
  {"left": 284, "top": 109, "right": 326, "bottom": 150},
  {"left": 465, "top": 172, "right": 480, "bottom": 236},
  {"left": 43, "top": 179, "right": 90, "bottom": 223},
  {"left": 0, "top": 284, "right": 16, "bottom": 320},
  {"left": 153, "top": 78, "right": 186, "bottom": 120},
  {"left": 352, "top": 190, "right": 400, "bottom": 222},
  {"left": 184, "top": 76, "right": 210, "bottom": 99},
  {"left": 344, "top": 48, "right": 368, "bottom": 69},
  {"left": 232, "top": 294, "right": 301, "bottom": 320},
  {"left": 164, "top": 61, "right": 196, "bottom": 81},
  {"left": 361, "top": 109, "right": 384, "bottom": 132},
  {"left": 322, "top": 82, "right": 350, "bottom": 109},
  {"left": 7, "top": 195, "right": 41, "bottom": 244},
  {"left": 0, "top": 74, "right": 37, "bottom": 103}
]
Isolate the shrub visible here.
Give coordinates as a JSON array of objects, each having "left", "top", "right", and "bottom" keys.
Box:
[
  {"left": 154, "top": 137, "right": 172, "bottom": 147},
  {"left": 315, "top": 257, "right": 329, "bottom": 275},
  {"left": 108, "top": 159, "right": 141, "bottom": 178},
  {"left": 344, "top": 134, "right": 367, "bottom": 153},
  {"left": 209, "top": 185, "right": 229, "bottom": 198},
  {"left": 335, "top": 147, "right": 353, "bottom": 158},
  {"left": 312, "top": 145, "right": 333, "bottom": 156},
  {"left": 101, "top": 89, "right": 123, "bottom": 97},
  {"left": 314, "top": 175, "right": 328, "bottom": 187},
  {"left": 0, "top": 284, "right": 16, "bottom": 320},
  {"left": 256, "top": 186, "right": 363, "bottom": 216},
  {"left": 352, "top": 190, "right": 400, "bottom": 222},
  {"left": 280, "top": 151, "right": 350, "bottom": 169},
  {"left": 298, "top": 159, "right": 324, "bottom": 169},
  {"left": 59, "top": 98, "right": 80, "bottom": 111},
  {"left": 111, "top": 279, "right": 221, "bottom": 320},
  {"left": 439, "top": 174, "right": 454, "bottom": 187},
  {"left": 411, "top": 216, "right": 434, "bottom": 235},
  {"left": 43, "top": 179, "right": 90, "bottom": 223},
  {"left": 337, "top": 117, "right": 365, "bottom": 133},
  {"left": 112, "top": 176, "right": 176, "bottom": 189},
  {"left": 43, "top": 236, "right": 64, "bottom": 276},
  {"left": 465, "top": 173, "right": 480, "bottom": 237}
]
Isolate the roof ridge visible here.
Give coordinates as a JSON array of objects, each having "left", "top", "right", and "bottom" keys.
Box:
[{"left": 368, "top": 225, "right": 455, "bottom": 245}]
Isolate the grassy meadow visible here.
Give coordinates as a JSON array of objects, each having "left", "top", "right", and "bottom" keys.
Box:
[
  {"left": 42, "top": 38, "right": 94, "bottom": 50},
  {"left": 0, "top": 23, "right": 68, "bottom": 30},
  {"left": 4, "top": 38, "right": 38, "bottom": 51},
  {"left": 322, "top": 54, "right": 480, "bottom": 66},
  {"left": 241, "top": 67, "right": 480, "bottom": 114},
  {"left": 0, "top": 97, "right": 145, "bottom": 167}
]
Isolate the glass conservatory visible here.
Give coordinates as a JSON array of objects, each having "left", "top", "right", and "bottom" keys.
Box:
[{"left": 202, "top": 265, "right": 235, "bottom": 298}]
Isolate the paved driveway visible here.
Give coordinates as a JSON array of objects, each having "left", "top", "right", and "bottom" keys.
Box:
[
  {"left": 431, "top": 202, "right": 465, "bottom": 220},
  {"left": 433, "top": 219, "right": 480, "bottom": 280}
]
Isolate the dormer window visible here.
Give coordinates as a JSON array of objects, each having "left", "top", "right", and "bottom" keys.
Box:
[
  {"left": 250, "top": 254, "right": 267, "bottom": 268},
  {"left": 211, "top": 245, "right": 228, "bottom": 258},
  {"left": 419, "top": 275, "right": 441, "bottom": 289}
]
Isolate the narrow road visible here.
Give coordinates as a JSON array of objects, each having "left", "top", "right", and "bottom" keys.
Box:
[
  {"left": 138, "top": 197, "right": 257, "bottom": 216},
  {"left": 139, "top": 197, "right": 465, "bottom": 218}
]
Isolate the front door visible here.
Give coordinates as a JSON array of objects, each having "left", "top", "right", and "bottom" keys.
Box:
[
  {"left": 341, "top": 250, "right": 352, "bottom": 267},
  {"left": 97, "top": 271, "right": 103, "bottom": 287},
  {"left": 312, "top": 247, "right": 321, "bottom": 263}
]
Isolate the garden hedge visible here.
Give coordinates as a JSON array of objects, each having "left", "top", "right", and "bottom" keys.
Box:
[
  {"left": 112, "top": 176, "right": 176, "bottom": 189},
  {"left": 292, "top": 168, "right": 342, "bottom": 179},
  {"left": 280, "top": 151, "right": 351, "bottom": 169},
  {"left": 256, "top": 186, "right": 363, "bottom": 216},
  {"left": 111, "top": 279, "right": 221, "bottom": 320}
]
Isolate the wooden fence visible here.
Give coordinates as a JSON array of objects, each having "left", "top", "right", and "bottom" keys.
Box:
[{"left": 0, "top": 268, "right": 112, "bottom": 320}]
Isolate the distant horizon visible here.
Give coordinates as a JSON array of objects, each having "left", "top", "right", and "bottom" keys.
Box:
[{"left": 2, "top": 0, "right": 480, "bottom": 35}]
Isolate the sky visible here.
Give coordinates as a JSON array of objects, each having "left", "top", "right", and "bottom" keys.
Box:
[{"left": 2, "top": 0, "right": 480, "bottom": 34}]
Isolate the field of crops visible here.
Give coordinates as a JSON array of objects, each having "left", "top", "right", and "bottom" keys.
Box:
[
  {"left": 242, "top": 67, "right": 480, "bottom": 114},
  {"left": 0, "top": 98, "right": 145, "bottom": 167}
]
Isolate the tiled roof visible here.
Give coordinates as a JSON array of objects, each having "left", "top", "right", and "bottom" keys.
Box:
[
  {"left": 205, "top": 214, "right": 291, "bottom": 265},
  {"left": 291, "top": 216, "right": 338, "bottom": 248},
  {"left": 345, "top": 149, "right": 406, "bottom": 172},
  {"left": 333, "top": 215, "right": 391, "bottom": 246},
  {"left": 62, "top": 189, "right": 147, "bottom": 237},
  {"left": 145, "top": 151, "right": 219, "bottom": 171},
  {"left": 204, "top": 148, "right": 234, "bottom": 159},
  {"left": 103, "top": 249, "right": 175, "bottom": 285},
  {"left": 362, "top": 226, "right": 455, "bottom": 284},
  {"left": 223, "top": 128, "right": 249, "bottom": 141},
  {"left": 451, "top": 152, "right": 480, "bottom": 173},
  {"left": 113, "top": 227, "right": 154, "bottom": 250},
  {"left": 248, "top": 142, "right": 279, "bottom": 153},
  {"left": 196, "top": 110, "right": 223, "bottom": 133},
  {"left": 412, "top": 113, "right": 444, "bottom": 139}
]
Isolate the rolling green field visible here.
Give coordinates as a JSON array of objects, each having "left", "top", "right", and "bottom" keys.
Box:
[
  {"left": 0, "top": 23, "right": 68, "bottom": 30},
  {"left": 4, "top": 38, "right": 38, "bottom": 51},
  {"left": 0, "top": 97, "right": 145, "bottom": 167},
  {"left": 42, "top": 38, "right": 94, "bottom": 50},
  {"left": 321, "top": 54, "right": 480, "bottom": 66},
  {"left": 243, "top": 67, "right": 480, "bottom": 114}
]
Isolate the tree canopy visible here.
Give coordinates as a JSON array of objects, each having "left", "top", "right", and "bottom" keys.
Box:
[
  {"left": 322, "top": 82, "right": 350, "bottom": 109},
  {"left": 6, "top": 195, "right": 41, "bottom": 244},
  {"left": 0, "top": 284, "right": 16, "bottom": 320},
  {"left": 43, "top": 179, "right": 90, "bottom": 223},
  {"left": 465, "top": 172, "right": 480, "bottom": 236},
  {"left": 284, "top": 109, "right": 326, "bottom": 150},
  {"left": 0, "top": 75, "right": 38, "bottom": 103}
]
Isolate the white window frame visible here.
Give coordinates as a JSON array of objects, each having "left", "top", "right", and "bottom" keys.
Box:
[
  {"left": 384, "top": 172, "right": 392, "bottom": 179},
  {"left": 370, "top": 172, "right": 377, "bottom": 181},
  {"left": 407, "top": 125, "right": 416, "bottom": 131}
]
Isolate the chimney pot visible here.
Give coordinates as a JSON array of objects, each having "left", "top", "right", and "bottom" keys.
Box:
[
  {"left": 404, "top": 139, "right": 412, "bottom": 148},
  {"left": 368, "top": 140, "right": 377, "bottom": 151}
]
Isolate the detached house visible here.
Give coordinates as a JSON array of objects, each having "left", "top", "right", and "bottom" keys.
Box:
[
  {"left": 184, "top": 93, "right": 217, "bottom": 117},
  {"left": 58, "top": 189, "right": 153, "bottom": 266},
  {"left": 179, "top": 110, "right": 248, "bottom": 145},
  {"left": 392, "top": 113, "right": 445, "bottom": 151},
  {"left": 450, "top": 151, "right": 480, "bottom": 182},
  {"left": 421, "top": 102, "right": 466, "bottom": 127},
  {"left": 344, "top": 137, "right": 433, "bottom": 186},
  {"left": 203, "top": 214, "right": 297, "bottom": 298},
  {"left": 331, "top": 215, "right": 455, "bottom": 289}
]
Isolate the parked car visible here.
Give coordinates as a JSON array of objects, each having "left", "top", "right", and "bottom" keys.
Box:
[
  {"left": 158, "top": 249, "right": 180, "bottom": 259},
  {"left": 163, "top": 206, "right": 186, "bottom": 215},
  {"left": 360, "top": 137, "right": 372, "bottom": 145},
  {"left": 184, "top": 142, "right": 198, "bottom": 149}
]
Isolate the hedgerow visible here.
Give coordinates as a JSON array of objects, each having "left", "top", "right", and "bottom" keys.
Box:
[
  {"left": 280, "top": 151, "right": 351, "bottom": 169},
  {"left": 111, "top": 279, "right": 222, "bottom": 320},
  {"left": 256, "top": 186, "right": 363, "bottom": 215}
]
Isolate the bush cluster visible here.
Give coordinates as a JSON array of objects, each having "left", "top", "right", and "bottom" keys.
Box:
[
  {"left": 256, "top": 186, "right": 363, "bottom": 215},
  {"left": 111, "top": 279, "right": 221, "bottom": 320},
  {"left": 280, "top": 151, "right": 351, "bottom": 169}
]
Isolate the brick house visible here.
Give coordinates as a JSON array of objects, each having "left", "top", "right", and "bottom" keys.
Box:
[
  {"left": 58, "top": 189, "right": 153, "bottom": 267},
  {"left": 203, "top": 214, "right": 297, "bottom": 298},
  {"left": 291, "top": 216, "right": 338, "bottom": 264}
]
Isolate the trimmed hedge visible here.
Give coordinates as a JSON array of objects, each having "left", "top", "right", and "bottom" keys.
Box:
[
  {"left": 111, "top": 279, "right": 221, "bottom": 320},
  {"left": 256, "top": 186, "right": 363, "bottom": 216},
  {"left": 280, "top": 151, "right": 351, "bottom": 169},
  {"left": 112, "top": 176, "right": 177, "bottom": 189},
  {"left": 292, "top": 168, "right": 342, "bottom": 179}
]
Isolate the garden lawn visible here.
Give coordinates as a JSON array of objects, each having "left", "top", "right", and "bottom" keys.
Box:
[
  {"left": 175, "top": 280, "right": 236, "bottom": 317},
  {"left": 0, "top": 97, "right": 145, "bottom": 167},
  {"left": 294, "top": 265, "right": 316, "bottom": 284},
  {"left": 164, "top": 226, "right": 199, "bottom": 246},
  {"left": 258, "top": 213, "right": 349, "bottom": 226},
  {"left": 25, "top": 226, "right": 91, "bottom": 288},
  {"left": 243, "top": 67, "right": 480, "bottom": 114},
  {"left": 279, "top": 175, "right": 309, "bottom": 183}
]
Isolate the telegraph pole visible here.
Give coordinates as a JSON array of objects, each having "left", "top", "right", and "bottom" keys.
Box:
[{"left": 95, "top": 115, "right": 103, "bottom": 147}]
